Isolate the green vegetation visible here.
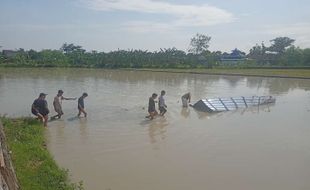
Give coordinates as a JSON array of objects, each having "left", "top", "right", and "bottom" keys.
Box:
[
  {"left": 135, "top": 68, "right": 310, "bottom": 78},
  {"left": 188, "top": 33, "right": 211, "bottom": 54},
  {"left": 1, "top": 117, "right": 83, "bottom": 190},
  {"left": 0, "top": 34, "right": 309, "bottom": 69}
]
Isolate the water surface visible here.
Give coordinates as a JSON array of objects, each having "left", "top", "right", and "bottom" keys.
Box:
[{"left": 0, "top": 68, "right": 310, "bottom": 190}]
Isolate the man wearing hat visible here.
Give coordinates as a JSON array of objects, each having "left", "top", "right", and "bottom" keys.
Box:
[
  {"left": 31, "top": 93, "right": 49, "bottom": 127},
  {"left": 51, "top": 90, "right": 76, "bottom": 120}
]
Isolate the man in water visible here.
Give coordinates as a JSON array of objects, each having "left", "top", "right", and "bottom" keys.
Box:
[
  {"left": 78, "top": 92, "right": 88, "bottom": 117},
  {"left": 31, "top": 93, "right": 49, "bottom": 127},
  {"left": 51, "top": 90, "right": 76, "bottom": 119},
  {"left": 146, "top": 93, "right": 158, "bottom": 120},
  {"left": 181, "top": 92, "right": 191, "bottom": 107},
  {"left": 158, "top": 90, "right": 167, "bottom": 116}
]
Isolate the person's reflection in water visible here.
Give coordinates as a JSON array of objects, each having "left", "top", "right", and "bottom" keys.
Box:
[
  {"left": 180, "top": 107, "right": 190, "bottom": 118},
  {"left": 51, "top": 120, "right": 66, "bottom": 141},
  {"left": 148, "top": 117, "right": 169, "bottom": 145},
  {"left": 78, "top": 117, "right": 88, "bottom": 139}
]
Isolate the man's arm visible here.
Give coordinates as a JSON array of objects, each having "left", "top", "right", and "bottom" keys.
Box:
[
  {"left": 44, "top": 101, "right": 49, "bottom": 113},
  {"left": 32, "top": 103, "right": 39, "bottom": 113},
  {"left": 62, "top": 96, "right": 77, "bottom": 100}
]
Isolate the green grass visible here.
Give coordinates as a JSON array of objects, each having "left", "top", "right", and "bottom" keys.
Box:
[
  {"left": 134, "top": 68, "right": 310, "bottom": 79},
  {"left": 1, "top": 117, "right": 83, "bottom": 190}
]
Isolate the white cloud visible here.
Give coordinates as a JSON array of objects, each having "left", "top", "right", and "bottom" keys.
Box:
[
  {"left": 122, "top": 21, "right": 175, "bottom": 33},
  {"left": 263, "top": 23, "right": 310, "bottom": 48},
  {"left": 82, "top": 0, "right": 235, "bottom": 32}
]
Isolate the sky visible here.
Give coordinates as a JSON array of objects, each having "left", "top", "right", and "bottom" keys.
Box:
[{"left": 0, "top": 0, "right": 310, "bottom": 53}]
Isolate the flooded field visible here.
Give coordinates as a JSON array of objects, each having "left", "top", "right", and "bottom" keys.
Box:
[{"left": 0, "top": 68, "right": 310, "bottom": 190}]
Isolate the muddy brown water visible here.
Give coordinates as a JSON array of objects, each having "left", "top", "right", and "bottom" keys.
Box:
[{"left": 0, "top": 68, "right": 310, "bottom": 190}]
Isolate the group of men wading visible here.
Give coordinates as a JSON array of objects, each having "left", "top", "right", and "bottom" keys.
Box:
[
  {"left": 146, "top": 91, "right": 191, "bottom": 120},
  {"left": 31, "top": 90, "right": 88, "bottom": 127},
  {"left": 32, "top": 89, "right": 191, "bottom": 126}
]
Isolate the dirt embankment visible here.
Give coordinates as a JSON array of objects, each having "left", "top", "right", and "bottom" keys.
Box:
[{"left": 0, "top": 121, "right": 19, "bottom": 190}]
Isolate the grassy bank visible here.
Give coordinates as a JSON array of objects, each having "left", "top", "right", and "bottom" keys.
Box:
[
  {"left": 134, "top": 68, "right": 310, "bottom": 79},
  {"left": 1, "top": 117, "right": 83, "bottom": 190}
]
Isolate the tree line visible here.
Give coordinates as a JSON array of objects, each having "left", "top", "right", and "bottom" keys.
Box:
[{"left": 1, "top": 34, "right": 309, "bottom": 68}]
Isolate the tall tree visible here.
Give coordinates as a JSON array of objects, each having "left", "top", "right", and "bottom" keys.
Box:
[
  {"left": 303, "top": 48, "right": 310, "bottom": 66},
  {"left": 188, "top": 33, "right": 211, "bottom": 54},
  {"left": 248, "top": 44, "right": 263, "bottom": 58},
  {"left": 248, "top": 43, "right": 268, "bottom": 65},
  {"left": 60, "top": 43, "right": 85, "bottom": 54},
  {"left": 280, "top": 46, "right": 303, "bottom": 66},
  {"left": 268, "top": 37, "right": 295, "bottom": 54}
]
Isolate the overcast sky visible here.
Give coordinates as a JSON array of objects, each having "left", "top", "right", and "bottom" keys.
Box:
[{"left": 1, "top": 0, "right": 310, "bottom": 53}]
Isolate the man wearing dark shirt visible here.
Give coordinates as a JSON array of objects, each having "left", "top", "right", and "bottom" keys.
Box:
[
  {"left": 31, "top": 93, "right": 49, "bottom": 127},
  {"left": 146, "top": 93, "right": 158, "bottom": 120},
  {"left": 78, "top": 92, "right": 88, "bottom": 117}
]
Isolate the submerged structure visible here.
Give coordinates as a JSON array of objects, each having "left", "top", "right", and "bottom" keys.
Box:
[{"left": 192, "top": 96, "right": 276, "bottom": 112}]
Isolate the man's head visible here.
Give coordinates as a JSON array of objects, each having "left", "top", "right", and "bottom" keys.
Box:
[
  {"left": 152, "top": 93, "right": 158, "bottom": 99},
  {"left": 161, "top": 90, "right": 165, "bottom": 96},
  {"left": 58, "top": 90, "right": 64, "bottom": 96},
  {"left": 82, "top": 92, "right": 88, "bottom": 98},
  {"left": 39, "top": 93, "right": 47, "bottom": 99}
]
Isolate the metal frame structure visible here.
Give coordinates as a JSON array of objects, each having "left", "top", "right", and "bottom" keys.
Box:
[{"left": 193, "top": 96, "right": 276, "bottom": 112}]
